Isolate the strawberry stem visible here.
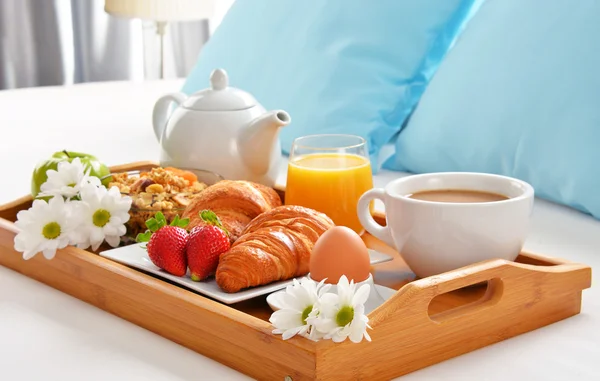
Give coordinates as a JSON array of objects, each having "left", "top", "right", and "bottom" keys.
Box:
[
  {"left": 137, "top": 212, "right": 188, "bottom": 244},
  {"left": 199, "top": 209, "right": 229, "bottom": 237},
  {"left": 136, "top": 230, "right": 152, "bottom": 243}
]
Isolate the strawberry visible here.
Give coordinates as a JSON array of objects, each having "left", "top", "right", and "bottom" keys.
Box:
[
  {"left": 186, "top": 210, "right": 231, "bottom": 281},
  {"left": 146, "top": 226, "right": 188, "bottom": 276},
  {"left": 136, "top": 212, "right": 190, "bottom": 277}
]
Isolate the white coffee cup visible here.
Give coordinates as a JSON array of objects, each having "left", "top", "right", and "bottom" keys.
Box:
[{"left": 357, "top": 172, "right": 534, "bottom": 278}]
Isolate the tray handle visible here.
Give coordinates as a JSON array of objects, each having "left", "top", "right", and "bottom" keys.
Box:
[{"left": 369, "top": 258, "right": 591, "bottom": 327}]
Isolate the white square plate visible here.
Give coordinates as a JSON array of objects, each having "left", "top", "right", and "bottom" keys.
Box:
[{"left": 99, "top": 244, "right": 393, "bottom": 304}]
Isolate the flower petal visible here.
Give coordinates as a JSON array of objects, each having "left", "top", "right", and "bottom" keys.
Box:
[
  {"left": 88, "top": 175, "right": 101, "bottom": 187},
  {"left": 316, "top": 293, "right": 339, "bottom": 317},
  {"left": 77, "top": 240, "right": 91, "bottom": 250},
  {"left": 311, "top": 317, "right": 338, "bottom": 334},
  {"left": 330, "top": 329, "right": 347, "bottom": 343},
  {"left": 282, "top": 326, "right": 303, "bottom": 340},
  {"left": 352, "top": 284, "right": 371, "bottom": 306},
  {"left": 280, "top": 292, "right": 305, "bottom": 312},
  {"left": 269, "top": 309, "right": 303, "bottom": 330},
  {"left": 306, "top": 327, "right": 325, "bottom": 341},
  {"left": 105, "top": 235, "right": 121, "bottom": 248},
  {"left": 22, "top": 249, "right": 38, "bottom": 260},
  {"left": 89, "top": 227, "right": 105, "bottom": 245},
  {"left": 349, "top": 321, "right": 366, "bottom": 343},
  {"left": 42, "top": 247, "right": 57, "bottom": 259},
  {"left": 103, "top": 224, "right": 118, "bottom": 236},
  {"left": 90, "top": 241, "right": 101, "bottom": 251}
]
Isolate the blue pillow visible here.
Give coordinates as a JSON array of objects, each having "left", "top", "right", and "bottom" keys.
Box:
[
  {"left": 182, "top": 0, "right": 481, "bottom": 170},
  {"left": 384, "top": 0, "right": 600, "bottom": 218}
]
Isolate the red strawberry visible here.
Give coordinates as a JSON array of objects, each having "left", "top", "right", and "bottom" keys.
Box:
[
  {"left": 186, "top": 210, "right": 231, "bottom": 281},
  {"left": 147, "top": 226, "right": 188, "bottom": 276}
]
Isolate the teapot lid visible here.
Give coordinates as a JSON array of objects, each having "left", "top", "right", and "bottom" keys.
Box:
[{"left": 182, "top": 69, "right": 257, "bottom": 111}]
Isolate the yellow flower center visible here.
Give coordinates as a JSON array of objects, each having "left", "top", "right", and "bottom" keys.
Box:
[
  {"left": 93, "top": 209, "right": 111, "bottom": 227},
  {"left": 67, "top": 183, "right": 77, "bottom": 187},
  {"left": 42, "top": 222, "right": 61, "bottom": 239},
  {"left": 336, "top": 305, "right": 354, "bottom": 327},
  {"left": 301, "top": 305, "right": 313, "bottom": 324}
]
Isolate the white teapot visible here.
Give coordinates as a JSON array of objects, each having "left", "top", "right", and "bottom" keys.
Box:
[{"left": 152, "top": 69, "right": 290, "bottom": 187}]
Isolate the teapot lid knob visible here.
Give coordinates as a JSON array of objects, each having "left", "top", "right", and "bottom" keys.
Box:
[
  {"left": 182, "top": 68, "right": 258, "bottom": 111},
  {"left": 210, "top": 69, "right": 228, "bottom": 91}
]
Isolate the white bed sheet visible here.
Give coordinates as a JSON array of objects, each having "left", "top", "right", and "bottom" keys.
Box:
[{"left": 0, "top": 80, "right": 597, "bottom": 380}]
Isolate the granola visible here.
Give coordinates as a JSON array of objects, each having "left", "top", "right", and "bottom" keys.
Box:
[{"left": 108, "top": 167, "right": 208, "bottom": 239}]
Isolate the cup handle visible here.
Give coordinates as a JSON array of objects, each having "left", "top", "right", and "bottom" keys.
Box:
[{"left": 357, "top": 188, "right": 394, "bottom": 248}]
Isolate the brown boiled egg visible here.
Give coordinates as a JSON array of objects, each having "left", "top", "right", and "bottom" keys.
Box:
[{"left": 310, "top": 226, "right": 370, "bottom": 284}]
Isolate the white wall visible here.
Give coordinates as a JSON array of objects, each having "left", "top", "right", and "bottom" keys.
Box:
[{"left": 209, "top": 0, "right": 236, "bottom": 34}]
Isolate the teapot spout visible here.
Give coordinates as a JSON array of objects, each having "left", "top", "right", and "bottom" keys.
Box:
[{"left": 238, "top": 110, "right": 291, "bottom": 176}]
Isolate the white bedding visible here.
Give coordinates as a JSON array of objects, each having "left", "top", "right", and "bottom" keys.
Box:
[{"left": 0, "top": 80, "right": 598, "bottom": 380}]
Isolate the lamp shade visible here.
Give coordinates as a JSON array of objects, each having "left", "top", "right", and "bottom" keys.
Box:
[{"left": 105, "top": 0, "right": 216, "bottom": 22}]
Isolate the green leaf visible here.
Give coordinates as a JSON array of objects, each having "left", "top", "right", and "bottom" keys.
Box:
[
  {"left": 145, "top": 211, "right": 168, "bottom": 233},
  {"left": 200, "top": 210, "right": 219, "bottom": 225},
  {"left": 169, "top": 215, "right": 190, "bottom": 228},
  {"left": 177, "top": 217, "right": 190, "bottom": 228},
  {"left": 199, "top": 209, "right": 229, "bottom": 237},
  {"left": 145, "top": 218, "right": 160, "bottom": 232},
  {"left": 136, "top": 230, "right": 152, "bottom": 243},
  {"left": 142, "top": 212, "right": 188, "bottom": 243},
  {"left": 155, "top": 212, "right": 167, "bottom": 227}
]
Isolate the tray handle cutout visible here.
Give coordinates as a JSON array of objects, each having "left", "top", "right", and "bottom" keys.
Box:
[
  {"left": 427, "top": 278, "right": 504, "bottom": 323},
  {"left": 411, "top": 259, "right": 511, "bottom": 323}
]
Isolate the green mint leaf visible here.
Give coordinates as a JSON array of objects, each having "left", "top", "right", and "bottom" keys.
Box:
[
  {"left": 136, "top": 230, "right": 152, "bottom": 243},
  {"left": 170, "top": 215, "right": 180, "bottom": 226}
]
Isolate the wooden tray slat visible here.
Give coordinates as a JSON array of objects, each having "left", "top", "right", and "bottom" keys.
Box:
[{"left": 0, "top": 161, "right": 592, "bottom": 380}]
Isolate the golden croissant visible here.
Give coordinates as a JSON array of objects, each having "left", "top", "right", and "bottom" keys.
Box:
[
  {"left": 216, "top": 205, "right": 335, "bottom": 293},
  {"left": 181, "top": 180, "right": 282, "bottom": 242}
]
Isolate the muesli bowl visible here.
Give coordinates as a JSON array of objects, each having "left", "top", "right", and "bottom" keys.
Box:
[{"left": 103, "top": 167, "right": 224, "bottom": 242}]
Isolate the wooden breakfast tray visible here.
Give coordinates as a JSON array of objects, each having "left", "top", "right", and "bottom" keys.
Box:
[{"left": 0, "top": 162, "right": 592, "bottom": 380}]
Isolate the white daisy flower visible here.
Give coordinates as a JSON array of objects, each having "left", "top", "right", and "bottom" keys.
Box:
[
  {"left": 13, "top": 197, "right": 82, "bottom": 260},
  {"left": 308, "top": 275, "right": 372, "bottom": 343},
  {"left": 269, "top": 277, "right": 331, "bottom": 340},
  {"left": 39, "top": 157, "right": 101, "bottom": 199},
  {"left": 75, "top": 184, "right": 132, "bottom": 251}
]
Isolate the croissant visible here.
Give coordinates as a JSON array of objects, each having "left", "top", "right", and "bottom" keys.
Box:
[
  {"left": 181, "top": 180, "right": 282, "bottom": 242},
  {"left": 216, "top": 205, "right": 335, "bottom": 293}
]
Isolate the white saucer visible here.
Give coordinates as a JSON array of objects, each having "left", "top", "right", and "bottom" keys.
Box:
[
  {"left": 266, "top": 282, "right": 397, "bottom": 314},
  {"left": 99, "top": 245, "right": 393, "bottom": 305}
]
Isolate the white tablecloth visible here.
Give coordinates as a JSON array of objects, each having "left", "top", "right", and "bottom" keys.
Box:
[{"left": 1, "top": 80, "right": 598, "bottom": 381}]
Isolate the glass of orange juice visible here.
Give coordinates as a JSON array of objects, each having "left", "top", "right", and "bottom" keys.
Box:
[{"left": 285, "top": 134, "right": 373, "bottom": 234}]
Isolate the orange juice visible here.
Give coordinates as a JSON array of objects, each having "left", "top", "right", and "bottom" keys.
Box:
[{"left": 286, "top": 153, "right": 373, "bottom": 233}]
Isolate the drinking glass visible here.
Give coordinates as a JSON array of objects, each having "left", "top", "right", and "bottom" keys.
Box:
[{"left": 285, "top": 134, "right": 374, "bottom": 234}]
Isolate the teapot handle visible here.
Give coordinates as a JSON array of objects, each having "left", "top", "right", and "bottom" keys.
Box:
[{"left": 152, "top": 92, "right": 187, "bottom": 141}]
